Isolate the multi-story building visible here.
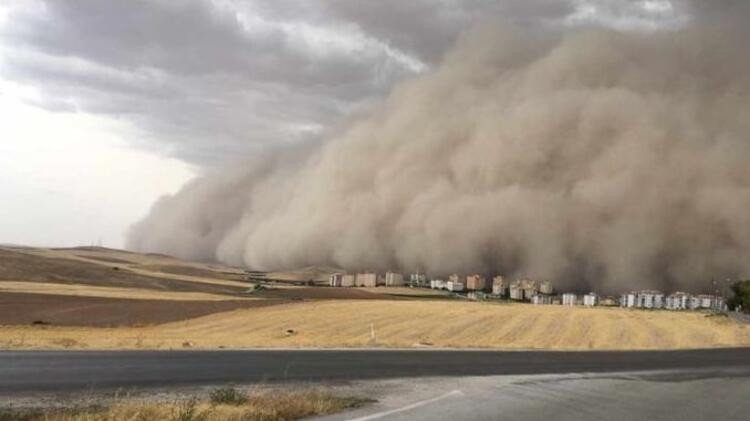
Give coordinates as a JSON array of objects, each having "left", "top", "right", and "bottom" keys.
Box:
[
  {"left": 531, "top": 294, "right": 553, "bottom": 305},
  {"left": 562, "top": 293, "right": 577, "bottom": 306},
  {"left": 539, "top": 280, "right": 553, "bottom": 295},
  {"left": 446, "top": 280, "right": 465, "bottom": 292},
  {"left": 696, "top": 294, "right": 715, "bottom": 309},
  {"left": 466, "top": 274, "right": 487, "bottom": 291},
  {"left": 666, "top": 292, "right": 690, "bottom": 310},
  {"left": 492, "top": 276, "right": 508, "bottom": 296},
  {"left": 583, "top": 292, "right": 599, "bottom": 307},
  {"left": 329, "top": 273, "right": 344, "bottom": 287},
  {"left": 410, "top": 272, "right": 427, "bottom": 287},
  {"left": 341, "top": 274, "right": 355, "bottom": 287},
  {"left": 430, "top": 279, "right": 446, "bottom": 290},
  {"left": 622, "top": 291, "right": 664, "bottom": 309},
  {"left": 641, "top": 291, "right": 664, "bottom": 309},
  {"left": 621, "top": 292, "right": 636, "bottom": 308},
  {"left": 384, "top": 272, "right": 404, "bottom": 287},
  {"left": 509, "top": 282, "right": 524, "bottom": 300},
  {"left": 520, "top": 279, "right": 538, "bottom": 299},
  {"left": 355, "top": 273, "right": 377, "bottom": 287}
]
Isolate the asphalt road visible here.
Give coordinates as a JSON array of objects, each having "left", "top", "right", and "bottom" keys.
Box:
[
  {"left": 2, "top": 348, "right": 749, "bottom": 394},
  {"left": 318, "top": 368, "right": 750, "bottom": 421}
]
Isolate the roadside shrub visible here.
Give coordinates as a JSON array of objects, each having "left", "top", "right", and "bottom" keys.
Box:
[
  {"left": 0, "top": 390, "right": 364, "bottom": 421},
  {"left": 209, "top": 386, "right": 247, "bottom": 406},
  {"left": 728, "top": 280, "right": 750, "bottom": 313}
]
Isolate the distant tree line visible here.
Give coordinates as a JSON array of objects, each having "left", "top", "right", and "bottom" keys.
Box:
[{"left": 728, "top": 280, "right": 750, "bottom": 313}]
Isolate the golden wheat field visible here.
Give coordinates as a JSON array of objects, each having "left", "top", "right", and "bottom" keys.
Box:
[{"left": 2, "top": 300, "right": 748, "bottom": 350}]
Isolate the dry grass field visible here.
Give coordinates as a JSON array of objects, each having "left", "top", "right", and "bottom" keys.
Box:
[
  {"left": 2, "top": 245, "right": 748, "bottom": 351},
  {"left": 0, "top": 281, "right": 251, "bottom": 301},
  {"left": 2, "top": 300, "right": 748, "bottom": 350}
]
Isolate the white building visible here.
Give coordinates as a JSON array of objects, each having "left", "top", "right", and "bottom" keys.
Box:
[
  {"left": 583, "top": 292, "right": 599, "bottom": 307},
  {"left": 341, "top": 274, "right": 355, "bottom": 287},
  {"left": 666, "top": 292, "right": 690, "bottom": 310},
  {"left": 519, "top": 279, "right": 538, "bottom": 300},
  {"left": 446, "top": 280, "right": 465, "bottom": 292},
  {"left": 329, "top": 273, "right": 344, "bottom": 287},
  {"left": 531, "top": 294, "right": 553, "bottom": 305},
  {"left": 492, "top": 283, "right": 507, "bottom": 296},
  {"left": 430, "top": 279, "right": 446, "bottom": 290},
  {"left": 410, "top": 272, "right": 427, "bottom": 287},
  {"left": 509, "top": 283, "right": 524, "bottom": 300},
  {"left": 466, "top": 274, "right": 487, "bottom": 291},
  {"left": 355, "top": 273, "right": 377, "bottom": 287},
  {"left": 562, "top": 293, "right": 577, "bottom": 306},
  {"left": 696, "top": 294, "right": 714, "bottom": 309},
  {"left": 621, "top": 292, "right": 637, "bottom": 308},
  {"left": 621, "top": 291, "right": 664, "bottom": 309},
  {"left": 539, "top": 281, "right": 553, "bottom": 295},
  {"left": 385, "top": 272, "right": 404, "bottom": 287},
  {"left": 492, "top": 276, "right": 508, "bottom": 296},
  {"left": 639, "top": 291, "right": 664, "bottom": 309}
]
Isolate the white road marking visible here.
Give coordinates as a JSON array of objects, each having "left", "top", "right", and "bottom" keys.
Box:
[{"left": 348, "top": 390, "right": 465, "bottom": 421}]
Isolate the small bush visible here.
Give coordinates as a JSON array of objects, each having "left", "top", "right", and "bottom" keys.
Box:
[
  {"left": 728, "top": 280, "right": 750, "bottom": 313},
  {"left": 209, "top": 386, "right": 248, "bottom": 406}
]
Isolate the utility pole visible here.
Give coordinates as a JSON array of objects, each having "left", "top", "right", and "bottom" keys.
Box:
[
  {"left": 711, "top": 278, "right": 717, "bottom": 312},
  {"left": 724, "top": 278, "right": 732, "bottom": 312}
]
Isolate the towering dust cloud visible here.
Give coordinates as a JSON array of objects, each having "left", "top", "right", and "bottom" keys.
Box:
[{"left": 128, "top": 3, "right": 750, "bottom": 293}]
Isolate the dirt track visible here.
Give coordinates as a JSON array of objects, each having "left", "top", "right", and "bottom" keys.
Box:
[{"left": 0, "top": 292, "right": 283, "bottom": 327}]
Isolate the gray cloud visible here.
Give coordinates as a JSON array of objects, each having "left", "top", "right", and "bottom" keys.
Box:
[
  {"left": 1, "top": 1, "right": 677, "bottom": 166},
  {"left": 0, "top": 0, "right": 430, "bottom": 164}
]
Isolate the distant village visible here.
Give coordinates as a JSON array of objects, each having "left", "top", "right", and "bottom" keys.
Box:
[{"left": 328, "top": 272, "right": 729, "bottom": 312}]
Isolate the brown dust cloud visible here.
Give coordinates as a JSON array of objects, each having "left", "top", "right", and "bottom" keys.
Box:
[{"left": 128, "top": 1, "right": 750, "bottom": 293}]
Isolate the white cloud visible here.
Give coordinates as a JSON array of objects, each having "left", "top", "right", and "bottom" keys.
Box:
[
  {"left": 566, "top": 0, "right": 686, "bottom": 30},
  {"left": 0, "top": 82, "right": 195, "bottom": 247}
]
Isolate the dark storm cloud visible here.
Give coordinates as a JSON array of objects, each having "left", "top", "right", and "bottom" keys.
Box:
[
  {"left": 0, "top": 0, "right": 428, "bottom": 164},
  {"left": 320, "top": 0, "right": 576, "bottom": 62},
  {"left": 0, "top": 1, "right": 683, "bottom": 165}
]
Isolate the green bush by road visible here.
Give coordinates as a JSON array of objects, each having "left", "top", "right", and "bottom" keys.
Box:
[{"left": 728, "top": 280, "right": 750, "bottom": 313}]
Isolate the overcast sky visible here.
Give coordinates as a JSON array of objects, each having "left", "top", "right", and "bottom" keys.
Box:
[{"left": 0, "top": 0, "right": 683, "bottom": 248}]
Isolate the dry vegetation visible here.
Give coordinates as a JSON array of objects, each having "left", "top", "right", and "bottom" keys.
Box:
[
  {"left": 0, "top": 387, "right": 362, "bottom": 421},
  {"left": 2, "top": 300, "right": 749, "bottom": 350},
  {"left": 0, "top": 247, "right": 248, "bottom": 296},
  {"left": 1, "top": 245, "right": 748, "bottom": 351},
  {"left": 0, "top": 281, "right": 250, "bottom": 301}
]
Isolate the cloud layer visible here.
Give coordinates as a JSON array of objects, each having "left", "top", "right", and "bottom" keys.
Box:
[
  {"left": 128, "top": 1, "right": 750, "bottom": 293},
  {"left": 1, "top": 1, "right": 677, "bottom": 165}
]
